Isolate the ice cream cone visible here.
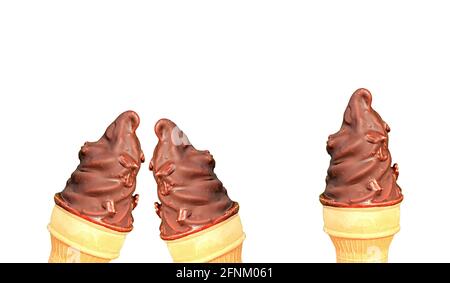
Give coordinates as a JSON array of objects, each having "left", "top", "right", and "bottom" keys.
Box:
[
  {"left": 323, "top": 204, "right": 400, "bottom": 263},
  {"left": 165, "top": 214, "right": 245, "bottom": 263},
  {"left": 150, "top": 119, "right": 245, "bottom": 263},
  {"left": 48, "top": 205, "right": 128, "bottom": 263}
]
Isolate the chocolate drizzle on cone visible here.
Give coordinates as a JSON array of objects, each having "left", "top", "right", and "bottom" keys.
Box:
[
  {"left": 320, "top": 89, "right": 403, "bottom": 208},
  {"left": 150, "top": 119, "right": 238, "bottom": 240}
]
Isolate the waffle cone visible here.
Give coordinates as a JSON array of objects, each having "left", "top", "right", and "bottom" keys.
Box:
[
  {"left": 323, "top": 204, "right": 400, "bottom": 263},
  {"left": 47, "top": 205, "right": 128, "bottom": 263},
  {"left": 165, "top": 214, "right": 245, "bottom": 263}
]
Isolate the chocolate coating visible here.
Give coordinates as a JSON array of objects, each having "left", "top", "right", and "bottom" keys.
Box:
[
  {"left": 55, "top": 111, "right": 145, "bottom": 232},
  {"left": 150, "top": 119, "right": 238, "bottom": 240},
  {"left": 320, "top": 89, "right": 403, "bottom": 207}
]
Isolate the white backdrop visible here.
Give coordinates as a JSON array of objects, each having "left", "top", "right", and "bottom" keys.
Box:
[{"left": 1, "top": 1, "right": 449, "bottom": 263}]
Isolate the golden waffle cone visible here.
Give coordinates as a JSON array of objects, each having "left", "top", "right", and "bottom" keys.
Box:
[
  {"left": 47, "top": 205, "right": 128, "bottom": 263},
  {"left": 165, "top": 214, "right": 245, "bottom": 263},
  {"left": 329, "top": 235, "right": 394, "bottom": 263},
  {"left": 323, "top": 204, "right": 400, "bottom": 263},
  {"left": 208, "top": 243, "right": 243, "bottom": 263},
  {"left": 49, "top": 235, "right": 110, "bottom": 263}
]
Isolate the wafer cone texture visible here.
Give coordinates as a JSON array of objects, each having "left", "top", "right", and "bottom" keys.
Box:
[
  {"left": 48, "top": 205, "right": 128, "bottom": 263},
  {"left": 323, "top": 204, "right": 400, "bottom": 263},
  {"left": 165, "top": 214, "right": 245, "bottom": 263}
]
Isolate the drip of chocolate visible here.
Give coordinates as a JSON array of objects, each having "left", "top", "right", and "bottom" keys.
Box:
[
  {"left": 55, "top": 111, "right": 145, "bottom": 232},
  {"left": 150, "top": 119, "right": 238, "bottom": 240},
  {"left": 320, "top": 89, "right": 403, "bottom": 207}
]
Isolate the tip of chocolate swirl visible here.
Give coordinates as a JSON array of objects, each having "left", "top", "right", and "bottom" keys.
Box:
[
  {"left": 150, "top": 118, "right": 238, "bottom": 240},
  {"left": 55, "top": 111, "right": 144, "bottom": 232},
  {"left": 154, "top": 118, "right": 191, "bottom": 146},
  {"left": 320, "top": 89, "right": 403, "bottom": 208}
]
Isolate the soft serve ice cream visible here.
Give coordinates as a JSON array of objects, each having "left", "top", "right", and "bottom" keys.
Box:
[
  {"left": 150, "top": 119, "right": 239, "bottom": 240},
  {"left": 55, "top": 111, "right": 145, "bottom": 232},
  {"left": 320, "top": 88, "right": 403, "bottom": 207}
]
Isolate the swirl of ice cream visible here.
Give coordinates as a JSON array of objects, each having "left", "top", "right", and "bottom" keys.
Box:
[
  {"left": 320, "top": 88, "right": 403, "bottom": 207},
  {"left": 54, "top": 111, "right": 145, "bottom": 232},
  {"left": 150, "top": 119, "right": 239, "bottom": 240}
]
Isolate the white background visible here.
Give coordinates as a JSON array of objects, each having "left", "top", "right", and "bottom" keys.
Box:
[{"left": 0, "top": 1, "right": 449, "bottom": 263}]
